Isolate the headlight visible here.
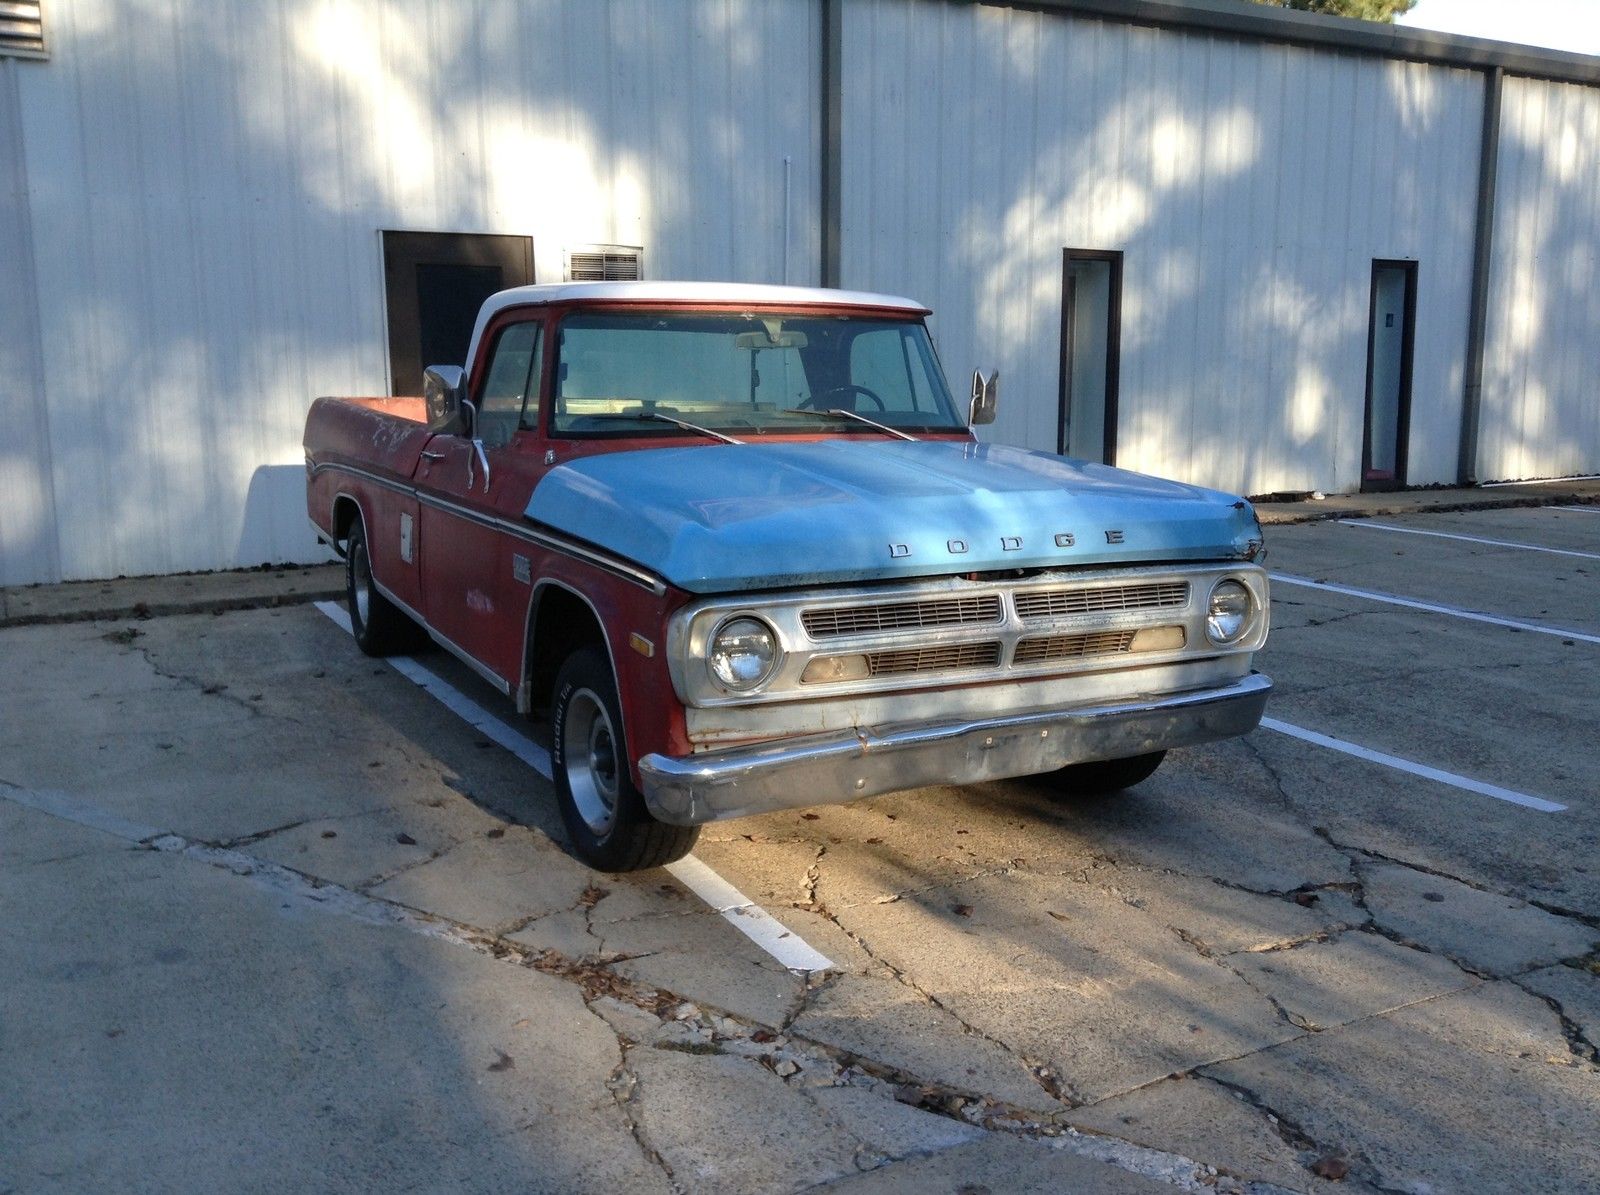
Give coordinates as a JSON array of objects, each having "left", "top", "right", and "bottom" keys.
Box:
[
  {"left": 708, "top": 616, "right": 780, "bottom": 691},
  {"left": 1206, "top": 579, "right": 1253, "bottom": 645}
]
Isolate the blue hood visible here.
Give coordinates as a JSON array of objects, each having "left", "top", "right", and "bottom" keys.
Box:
[{"left": 526, "top": 441, "right": 1260, "bottom": 594}]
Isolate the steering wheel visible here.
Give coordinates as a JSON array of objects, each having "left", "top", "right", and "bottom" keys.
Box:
[{"left": 796, "top": 383, "right": 887, "bottom": 412}]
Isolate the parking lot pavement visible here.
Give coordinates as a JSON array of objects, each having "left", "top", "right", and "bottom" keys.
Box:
[{"left": 3, "top": 505, "right": 1597, "bottom": 1193}]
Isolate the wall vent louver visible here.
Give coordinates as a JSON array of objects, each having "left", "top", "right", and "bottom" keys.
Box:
[
  {"left": 0, "top": 2, "right": 47, "bottom": 59},
  {"left": 565, "top": 245, "right": 643, "bottom": 282}
]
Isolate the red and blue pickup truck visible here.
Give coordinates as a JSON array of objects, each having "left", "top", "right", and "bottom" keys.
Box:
[{"left": 305, "top": 282, "right": 1271, "bottom": 871}]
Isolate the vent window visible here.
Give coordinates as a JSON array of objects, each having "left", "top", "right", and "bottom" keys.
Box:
[
  {"left": 566, "top": 245, "right": 643, "bottom": 282},
  {"left": 1, "top": 2, "right": 47, "bottom": 59}
]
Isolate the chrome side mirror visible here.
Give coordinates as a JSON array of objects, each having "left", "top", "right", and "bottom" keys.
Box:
[
  {"left": 969, "top": 370, "right": 999, "bottom": 426},
  {"left": 424, "top": 365, "right": 469, "bottom": 436}
]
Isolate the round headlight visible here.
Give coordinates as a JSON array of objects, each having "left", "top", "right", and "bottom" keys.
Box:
[
  {"left": 708, "top": 617, "right": 780, "bottom": 690},
  {"left": 1206, "top": 579, "right": 1253, "bottom": 644}
]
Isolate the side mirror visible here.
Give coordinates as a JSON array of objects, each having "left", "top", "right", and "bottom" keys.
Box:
[
  {"left": 969, "top": 370, "right": 999, "bottom": 426},
  {"left": 424, "top": 365, "right": 469, "bottom": 436}
]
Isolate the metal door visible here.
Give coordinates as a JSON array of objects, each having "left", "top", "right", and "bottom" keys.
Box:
[
  {"left": 1059, "top": 250, "right": 1122, "bottom": 464},
  {"left": 1362, "top": 261, "right": 1418, "bottom": 491}
]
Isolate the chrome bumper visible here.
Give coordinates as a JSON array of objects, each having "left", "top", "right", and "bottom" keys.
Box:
[{"left": 638, "top": 672, "right": 1271, "bottom": 826}]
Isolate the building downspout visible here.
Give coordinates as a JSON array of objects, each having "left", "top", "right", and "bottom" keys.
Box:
[
  {"left": 1458, "top": 66, "right": 1503, "bottom": 485},
  {"left": 820, "top": 0, "right": 843, "bottom": 288}
]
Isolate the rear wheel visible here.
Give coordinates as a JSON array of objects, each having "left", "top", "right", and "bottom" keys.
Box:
[
  {"left": 345, "top": 516, "right": 422, "bottom": 656},
  {"left": 1038, "top": 750, "right": 1166, "bottom": 797},
  {"left": 551, "top": 647, "right": 698, "bottom": 872}
]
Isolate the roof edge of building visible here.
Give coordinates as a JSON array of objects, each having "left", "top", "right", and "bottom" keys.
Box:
[{"left": 980, "top": 0, "right": 1600, "bottom": 88}]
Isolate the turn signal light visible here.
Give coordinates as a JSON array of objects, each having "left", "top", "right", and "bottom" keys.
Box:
[
  {"left": 1130, "top": 625, "right": 1186, "bottom": 652},
  {"left": 801, "top": 654, "right": 871, "bottom": 683}
]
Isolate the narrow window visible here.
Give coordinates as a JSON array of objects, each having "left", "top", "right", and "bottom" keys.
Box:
[
  {"left": 1058, "top": 250, "right": 1123, "bottom": 465},
  {"left": 1361, "top": 261, "right": 1418, "bottom": 492}
]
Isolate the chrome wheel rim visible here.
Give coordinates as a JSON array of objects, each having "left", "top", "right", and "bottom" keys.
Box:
[
  {"left": 352, "top": 542, "right": 372, "bottom": 626},
  {"left": 562, "top": 687, "right": 619, "bottom": 836}
]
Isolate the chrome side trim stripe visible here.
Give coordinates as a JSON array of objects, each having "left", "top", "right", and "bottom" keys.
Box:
[
  {"left": 313, "top": 460, "right": 415, "bottom": 499},
  {"left": 415, "top": 491, "right": 667, "bottom": 595},
  {"left": 308, "top": 460, "right": 666, "bottom": 594}
]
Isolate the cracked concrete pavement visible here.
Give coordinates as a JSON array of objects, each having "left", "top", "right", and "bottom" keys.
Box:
[{"left": 3, "top": 504, "right": 1598, "bottom": 1192}]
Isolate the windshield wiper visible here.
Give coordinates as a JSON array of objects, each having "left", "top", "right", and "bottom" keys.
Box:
[
  {"left": 779, "top": 408, "right": 917, "bottom": 441},
  {"left": 582, "top": 412, "right": 744, "bottom": 445}
]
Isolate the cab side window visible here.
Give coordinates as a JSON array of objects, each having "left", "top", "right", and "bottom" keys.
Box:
[{"left": 478, "top": 321, "right": 544, "bottom": 447}]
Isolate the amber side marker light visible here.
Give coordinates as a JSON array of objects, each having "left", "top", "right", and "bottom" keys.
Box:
[
  {"left": 801, "top": 654, "right": 871, "bottom": 684},
  {"left": 1130, "top": 625, "right": 1186, "bottom": 652}
]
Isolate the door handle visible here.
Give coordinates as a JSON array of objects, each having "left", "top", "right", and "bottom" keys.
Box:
[{"left": 419, "top": 450, "right": 445, "bottom": 462}]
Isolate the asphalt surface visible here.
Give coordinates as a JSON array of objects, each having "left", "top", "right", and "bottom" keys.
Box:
[{"left": 3, "top": 502, "right": 1597, "bottom": 1193}]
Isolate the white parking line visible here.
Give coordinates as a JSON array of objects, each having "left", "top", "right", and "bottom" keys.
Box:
[
  {"left": 1269, "top": 573, "right": 1600, "bottom": 646},
  {"left": 1545, "top": 505, "right": 1600, "bottom": 515},
  {"left": 314, "top": 601, "right": 834, "bottom": 973},
  {"left": 1259, "top": 718, "right": 1567, "bottom": 812},
  {"left": 1339, "top": 519, "right": 1600, "bottom": 561},
  {"left": 663, "top": 856, "right": 835, "bottom": 972}
]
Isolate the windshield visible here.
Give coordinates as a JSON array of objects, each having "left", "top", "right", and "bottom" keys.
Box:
[{"left": 551, "top": 310, "right": 965, "bottom": 437}]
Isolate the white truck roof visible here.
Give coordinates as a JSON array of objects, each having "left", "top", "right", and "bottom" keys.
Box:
[{"left": 464, "top": 281, "right": 931, "bottom": 371}]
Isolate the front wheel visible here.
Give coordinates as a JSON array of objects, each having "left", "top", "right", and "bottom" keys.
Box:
[
  {"left": 1036, "top": 750, "right": 1167, "bottom": 797},
  {"left": 550, "top": 647, "right": 698, "bottom": 872}
]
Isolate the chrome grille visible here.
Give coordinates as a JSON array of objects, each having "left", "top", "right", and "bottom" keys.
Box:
[
  {"left": 1013, "top": 630, "right": 1138, "bottom": 664},
  {"left": 803, "top": 594, "right": 1003, "bottom": 638},
  {"left": 1013, "top": 581, "right": 1189, "bottom": 621},
  {"left": 865, "top": 641, "right": 1002, "bottom": 677}
]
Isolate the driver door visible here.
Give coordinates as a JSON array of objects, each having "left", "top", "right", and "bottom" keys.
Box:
[{"left": 416, "top": 320, "right": 547, "bottom": 686}]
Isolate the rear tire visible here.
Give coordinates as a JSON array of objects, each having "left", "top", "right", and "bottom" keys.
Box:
[
  {"left": 1038, "top": 750, "right": 1166, "bottom": 797},
  {"left": 345, "top": 516, "right": 422, "bottom": 657},
  {"left": 551, "top": 647, "right": 699, "bottom": 872}
]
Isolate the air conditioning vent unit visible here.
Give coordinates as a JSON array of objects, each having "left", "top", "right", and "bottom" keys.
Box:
[
  {"left": 0, "top": 2, "right": 47, "bottom": 59},
  {"left": 566, "top": 245, "right": 643, "bottom": 282}
]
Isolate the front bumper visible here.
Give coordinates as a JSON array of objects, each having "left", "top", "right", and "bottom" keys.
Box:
[{"left": 638, "top": 672, "right": 1271, "bottom": 825}]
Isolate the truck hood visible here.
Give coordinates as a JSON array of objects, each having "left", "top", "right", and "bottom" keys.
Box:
[{"left": 525, "top": 440, "right": 1261, "bottom": 594}]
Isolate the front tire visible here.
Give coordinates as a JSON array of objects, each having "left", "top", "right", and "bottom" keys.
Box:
[
  {"left": 345, "top": 516, "right": 422, "bottom": 656},
  {"left": 1038, "top": 750, "right": 1166, "bottom": 797},
  {"left": 551, "top": 647, "right": 698, "bottom": 872}
]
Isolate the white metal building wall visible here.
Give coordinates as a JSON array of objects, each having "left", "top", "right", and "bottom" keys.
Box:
[
  {"left": 839, "top": 0, "right": 1486, "bottom": 498},
  {"left": 0, "top": 60, "right": 58, "bottom": 586},
  {"left": 3, "top": 0, "right": 819, "bottom": 584},
  {"left": 1479, "top": 76, "right": 1600, "bottom": 482}
]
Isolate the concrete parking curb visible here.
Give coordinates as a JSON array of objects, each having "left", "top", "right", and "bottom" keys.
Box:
[
  {"left": 1253, "top": 481, "right": 1600, "bottom": 525},
  {"left": 0, "top": 563, "right": 344, "bottom": 629}
]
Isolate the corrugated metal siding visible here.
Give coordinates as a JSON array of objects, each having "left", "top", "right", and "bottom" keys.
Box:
[
  {"left": 10, "top": 0, "right": 819, "bottom": 583},
  {"left": 840, "top": 0, "right": 1484, "bottom": 497},
  {"left": 1479, "top": 76, "right": 1600, "bottom": 481},
  {"left": 0, "top": 58, "right": 58, "bottom": 585}
]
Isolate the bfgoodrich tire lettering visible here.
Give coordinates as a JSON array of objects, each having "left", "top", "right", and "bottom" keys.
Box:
[{"left": 551, "top": 646, "right": 698, "bottom": 872}]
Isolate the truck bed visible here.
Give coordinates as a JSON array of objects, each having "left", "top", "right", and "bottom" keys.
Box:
[{"left": 303, "top": 395, "right": 435, "bottom": 482}]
